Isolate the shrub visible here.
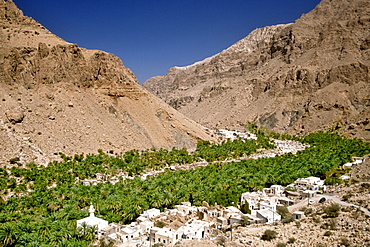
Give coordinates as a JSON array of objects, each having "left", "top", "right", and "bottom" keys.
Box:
[
  {"left": 342, "top": 194, "right": 352, "bottom": 201},
  {"left": 9, "top": 157, "right": 20, "bottom": 164},
  {"left": 240, "top": 202, "right": 251, "bottom": 214},
  {"left": 276, "top": 243, "right": 286, "bottom": 247},
  {"left": 295, "top": 221, "right": 301, "bottom": 228},
  {"left": 288, "top": 237, "right": 296, "bottom": 243},
  {"left": 216, "top": 236, "right": 226, "bottom": 246},
  {"left": 313, "top": 217, "right": 321, "bottom": 223},
  {"left": 323, "top": 204, "right": 340, "bottom": 218},
  {"left": 261, "top": 229, "right": 278, "bottom": 241},
  {"left": 282, "top": 216, "right": 294, "bottom": 224},
  {"left": 155, "top": 221, "right": 165, "bottom": 228},
  {"left": 276, "top": 205, "right": 289, "bottom": 217},
  {"left": 304, "top": 207, "right": 313, "bottom": 215},
  {"left": 240, "top": 215, "right": 251, "bottom": 227},
  {"left": 339, "top": 238, "right": 350, "bottom": 247},
  {"left": 323, "top": 230, "right": 332, "bottom": 236},
  {"left": 321, "top": 219, "right": 337, "bottom": 230},
  {"left": 153, "top": 244, "right": 164, "bottom": 247}
]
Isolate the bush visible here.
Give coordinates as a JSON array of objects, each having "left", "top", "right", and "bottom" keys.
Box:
[
  {"left": 323, "top": 204, "right": 340, "bottom": 218},
  {"left": 240, "top": 215, "right": 251, "bottom": 227},
  {"left": 261, "top": 229, "right": 278, "bottom": 241},
  {"left": 282, "top": 216, "right": 294, "bottom": 224},
  {"left": 342, "top": 194, "right": 352, "bottom": 201},
  {"left": 339, "top": 238, "right": 350, "bottom": 247},
  {"left": 304, "top": 207, "right": 313, "bottom": 215},
  {"left": 323, "top": 230, "right": 332, "bottom": 236},
  {"left": 155, "top": 221, "right": 165, "bottom": 228},
  {"left": 276, "top": 243, "right": 286, "bottom": 247},
  {"left": 9, "top": 157, "right": 20, "bottom": 164},
  {"left": 288, "top": 237, "right": 296, "bottom": 243},
  {"left": 240, "top": 202, "right": 251, "bottom": 214},
  {"left": 276, "top": 205, "right": 289, "bottom": 217},
  {"left": 216, "top": 236, "right": 226, "bottom": 246},
  {"left": 321, "top": 219, "right": 337, "bottom": 230}
]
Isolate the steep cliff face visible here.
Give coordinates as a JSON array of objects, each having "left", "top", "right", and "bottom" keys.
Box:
[
  {"left": 144, "top": 0, "right": 370, "bottom": 140},
  {"left": 0, "top": 0, "right": 215, "bottom": 166}
]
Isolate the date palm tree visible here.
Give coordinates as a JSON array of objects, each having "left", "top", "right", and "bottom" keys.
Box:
[{"left": 0, "top": 223, "right": 18, "bottom": 247}]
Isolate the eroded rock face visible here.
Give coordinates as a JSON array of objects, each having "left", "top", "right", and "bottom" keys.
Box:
[
  {"left": 144, "top": 0, "right": 370, "bottom": 140},
  {"left": 0, "top": 0, "right": 215, "bottom": 166}
]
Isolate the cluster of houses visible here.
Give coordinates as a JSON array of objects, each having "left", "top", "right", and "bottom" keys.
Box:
[{"left": 77, "top": 176, "right": 328, "bottom": 246}]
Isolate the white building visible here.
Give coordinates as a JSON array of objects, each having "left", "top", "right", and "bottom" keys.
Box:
[
  {"left": 141, "top": 208, "right": 161, "bottom": 220},
  {"left": 256, "top": 209, "right": 281, "bottom": 224},
  {"left": 150, "top": 227, "right": 177, "bottom": 246},
  {"left": 174, "top": 202, "right": 196, "bottom": 216},
  {"left": 114, "top": 224, "right": 142, "bottom": 244},
  {"left": 76, "top": 203, "right": 109, "bottom": 238},
  {"left": 263, "top": 185, "right": 285, "bottom": 196},
  {"left": 177, "top": 219, "right": 210, "bottom": 241},
  {"left": 240, "top": 191, "right": 278, "bottom": 214},
  {"left": 295, "top": 177, "right": 325, "bottom": 191},
  {"left": 139, "top": 220, "right": 154, "bottom": 235}
]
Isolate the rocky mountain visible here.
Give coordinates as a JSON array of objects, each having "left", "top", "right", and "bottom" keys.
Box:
[
  {"left": 0, "top": 0, "right": 215, "bottom": 166},
  {"left": 144, "top": 0, "right": 370, "bottom": 141}
]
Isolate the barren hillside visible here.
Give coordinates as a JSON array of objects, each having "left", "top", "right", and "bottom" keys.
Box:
[
  {"left": 0, "top": 0, "right": 215, "bottom": 166},
  {"left": 144, "top": 0, "right": 370, "bottom": 140}
]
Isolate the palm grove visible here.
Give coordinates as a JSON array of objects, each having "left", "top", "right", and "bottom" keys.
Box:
[{"left": 0, "top": 127, "right": 369, "bottom": 246}]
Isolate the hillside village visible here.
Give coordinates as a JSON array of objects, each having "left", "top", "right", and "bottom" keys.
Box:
[
  {"left": 76, "top": 170, "right": 366, "bottom": 247},
  {"left": 1, "top": 0, "right": 369, "bottom": 247}
]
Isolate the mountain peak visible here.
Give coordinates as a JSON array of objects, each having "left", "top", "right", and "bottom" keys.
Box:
[
  {"left": 0, "top": 1, "right": 215, "bottom": 165},
  {"left": 144, "top": 0, "right": 370, "bottom": 140}
]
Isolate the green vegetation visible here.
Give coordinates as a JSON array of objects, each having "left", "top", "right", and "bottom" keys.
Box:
[
  {"left": 323, "top": 204, "right": 340, "bottom": 218},
  {"left": 276, "top": 243, "right": 287, "bottom": 247},
  {"left": 288, "top": 237, "right": 296, "bottom": 244},
  {"left": 0, "top": 131, "right": 369, "bottom": 246},
  {"left": 154, "top": 221, "right": 165, "bottom": 228},
  {"left": 261, "top": 229, "right": 278, "bottom": 241}
]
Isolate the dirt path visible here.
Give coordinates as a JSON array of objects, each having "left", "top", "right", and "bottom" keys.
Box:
[{"left": 288, "top": 194, "right": 370, "bottom": 216}]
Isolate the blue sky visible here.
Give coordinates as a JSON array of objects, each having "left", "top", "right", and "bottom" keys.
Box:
[{"left": 15, "top": 0, "right": 321, "bottom": 83}]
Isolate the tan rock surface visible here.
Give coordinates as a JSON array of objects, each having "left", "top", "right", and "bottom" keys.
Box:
[
  {"left": 144, "top": 0, "right": 370, "bottom": 141},
  {"left": 0, "top": 0, "right": 215, "bottom": 166}
]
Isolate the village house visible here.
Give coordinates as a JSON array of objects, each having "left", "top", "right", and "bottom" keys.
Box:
[
  {"left": 216, "top": 216, "right": 228, "bottom": 229},
  {"left": 150, "top": 227, "right": 177, "bottom": 246},
  {"left": 293, "top": 211, "right": 305, "bottom": 220},
  {"left": 240, "top": 190, "right": 279, "bottom": 214},
  {"left": 294, "top": 177, "right": 325, "bottom": 191},
  {"left": 174, "top": 202, "right": 196, "bottom": 216},
  {"left": 141, "top": 208, "right": 161, "bottom": 220},
  {"left": 256, "top": 209, "right": 281, "bottom": 224},
  {"left": 112, "top": 224, "right": 141, "bottom": 245},
  {"left": 263, "top": 185, "right": 285, "bottom": 196},
  {"left": 177, "top": 219, "right": 211, "bottom": 241}
]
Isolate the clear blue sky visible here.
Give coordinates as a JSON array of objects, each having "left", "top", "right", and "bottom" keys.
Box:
[{"left": 15, "top": 0, "right": 321, "bottom": 84}]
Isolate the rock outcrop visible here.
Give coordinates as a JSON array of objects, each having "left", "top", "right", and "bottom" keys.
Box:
[
  {"left": 0, "top": 0, "right": 215, "bottom": 166},
  {"left": 144, "top": 0, "right": 370, "bottom": 140}
]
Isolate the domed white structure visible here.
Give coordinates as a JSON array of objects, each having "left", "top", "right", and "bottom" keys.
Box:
[{"left": 77, "top": 203, "right": 109, "bottom": 234}]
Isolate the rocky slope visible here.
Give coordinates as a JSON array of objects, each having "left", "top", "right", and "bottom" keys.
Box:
[
  {"left": 144, "top": 0, "right": 370, "bottom": 140},
  {"left": 0, "top": 0, "right": 215, "bottom": 166}
]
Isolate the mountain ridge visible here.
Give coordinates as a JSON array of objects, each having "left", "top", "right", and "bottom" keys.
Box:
[
  {"left": 144, "top": 0, "right": 370, "bottom": 141},
  {"left": 0, "top": 0, "right": 215, "bottom": 166}
]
